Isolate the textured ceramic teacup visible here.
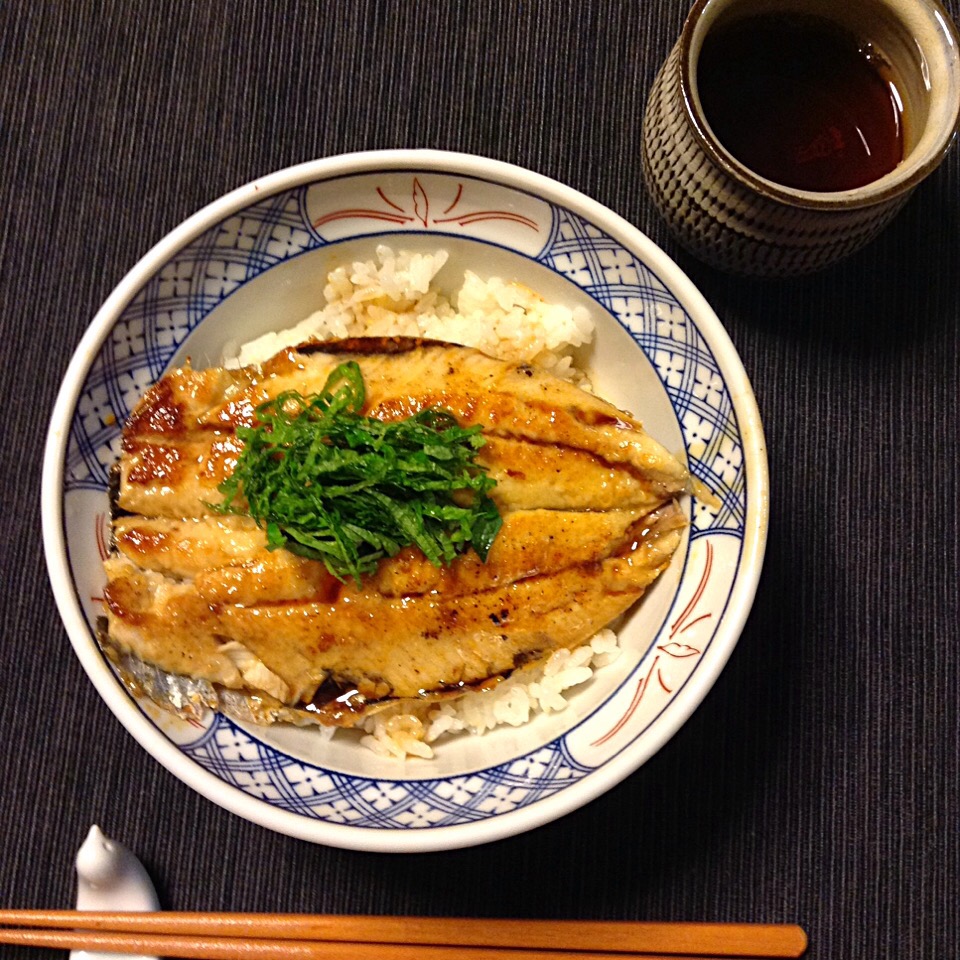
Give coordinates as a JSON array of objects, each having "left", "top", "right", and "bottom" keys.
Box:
[{"left": 642, "top": 0, "right": 960, "bottom": 276}]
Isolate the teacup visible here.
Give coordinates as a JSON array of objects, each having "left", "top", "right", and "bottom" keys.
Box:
[{"left": 641, "top": 0, "right": 960, "bottom": 276}]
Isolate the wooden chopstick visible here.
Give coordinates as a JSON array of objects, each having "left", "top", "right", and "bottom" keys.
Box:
[
  {"left": 0, "top": 911, "right": 806, "bottom": 958},
  {"left": 0, "top": 928, "right": 794, "bottom": 960}
]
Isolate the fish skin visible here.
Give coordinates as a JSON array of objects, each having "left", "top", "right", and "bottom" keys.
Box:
[
  {"left": 103, "top": 506, "right": 684, "bottom": 710},
  {"left": 105, "top": 337, "right": 690, "bottom": 724},
  {"left": 117, "top": 434, "right": 242, "bottom": 517},
  {"left": 217, "top": 510, "right": 683, "bottom": 703},
  {"left": 113, "top": 514, "right": 269, "bottom": 578},
  {"left": 113, "top": 514, "right": 339, "bottom": 605},
  {"left": 102, "top": 556, "right": 244, "bottom": 689},
  {"left": 120, "top": 338, "right": 690, "bottom": 490},
  {"left": 116, "top": 431, "right": 670, "bottom": 519},
  {"left": 477, "top": 436, "right": 671, "bottom": 512},
  {"left": 289, "top": 339, "right": 690, "bottom": 486},
  {"left": 115, "top": 507, "right": 654, "bottom": 600}
]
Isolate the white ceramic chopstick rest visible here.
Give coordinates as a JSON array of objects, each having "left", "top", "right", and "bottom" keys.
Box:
[{"left": 72, "top": 824, "right": 160, "bottom": 960}]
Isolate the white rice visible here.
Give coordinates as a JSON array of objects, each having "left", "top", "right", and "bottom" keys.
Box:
[
  {"left": 235, "top": 247, "right": 617, "bottom": 760},
  {"left": 357, "top": 629, "right": 622, "bottom": 760},
  {"left": 236, "top": 245, "right": 594, "bottom": 379}
]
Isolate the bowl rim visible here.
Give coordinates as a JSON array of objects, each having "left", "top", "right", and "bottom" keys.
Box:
[{"left": 42, "top": 148, "right": 769, "bottom": 852}]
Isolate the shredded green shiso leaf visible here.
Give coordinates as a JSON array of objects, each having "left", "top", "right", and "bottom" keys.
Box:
[{"left": 213, "top": 361, "right": 502, "bottom": 585}]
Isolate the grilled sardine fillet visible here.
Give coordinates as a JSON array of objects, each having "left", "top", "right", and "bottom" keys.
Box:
[
  {"left": 103, "top": 502, "right": 684, "bottom": 719},
  {"left": 117, "top": 337, "right": 690, "bottom": 517},
  {"left": 116, "top": 432, "right": 672, "bottom": 518},
  {"left": 104, "top": 337, "right": 691, "bottom": 725}
]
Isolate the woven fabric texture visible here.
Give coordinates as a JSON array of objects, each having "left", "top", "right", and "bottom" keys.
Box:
[{"left": 1, "top": 2, "right": 957, "bottom": 958}]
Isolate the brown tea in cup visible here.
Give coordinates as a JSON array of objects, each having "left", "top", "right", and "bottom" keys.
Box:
[
  {"left": 640, "top": 0, "right": 960, "bottom": 276},
  {"left": 696, "top": 13, "right": 905, "bottom": 191}
]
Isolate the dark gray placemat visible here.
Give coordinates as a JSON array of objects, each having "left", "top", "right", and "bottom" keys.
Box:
[{"left": 1, "top": 2, "right": 957, "bottom": 958}]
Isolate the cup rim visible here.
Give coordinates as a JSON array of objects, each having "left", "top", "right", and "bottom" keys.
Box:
[{"left": 678, "top": 0, "right": 960, "bottom": 210}]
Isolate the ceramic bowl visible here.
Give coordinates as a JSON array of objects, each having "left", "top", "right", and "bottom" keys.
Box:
[{"left": 42, "top": 150, "right": 768, "bottom": 852}]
